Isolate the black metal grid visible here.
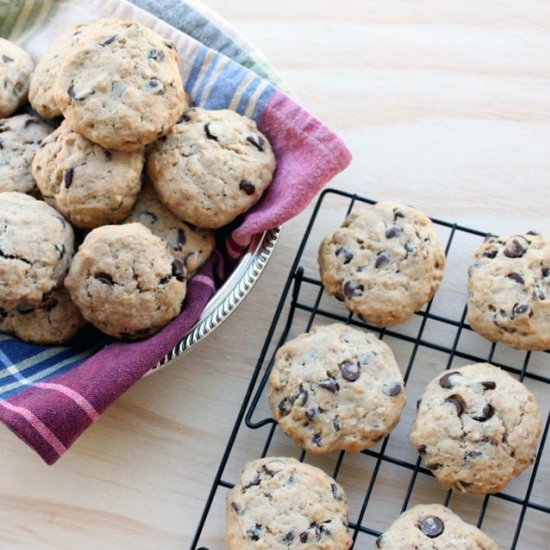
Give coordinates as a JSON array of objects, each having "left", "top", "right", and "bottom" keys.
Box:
[{"left": 191, "top": 188, "right": 550, "bottom": 549}]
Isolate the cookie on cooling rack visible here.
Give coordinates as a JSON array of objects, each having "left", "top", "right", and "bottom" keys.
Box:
[
  {"left": 54, "top": 20, "right": 187, "bottom": 151},
  {"left": 0, "top": 38, "right": 34, "bottom": 117},
  {"left": 125, "top": 180, "right": 215, "bottom": 278},
  {"left": 147, "top": 107, "right": 276, "bottom": 229},
  {"left": 0, "top": 192, "right": 74, "bottom": 309},
  {"left": 467, "top": 232, "right": 550, "bottom": 351},
  {"left": 375, "top": 504, "right": 499, "bottom": 549},
  {"left": 64, "top": 223, "right": 186, "bottom": 339},
  {"left": 318, "top": 201, "right": 445, "bottom": 327},
  {"left": 32, "top": 119, "right": 144, "bottom": 229},
  {"left": 226, "top": 456, "right": 352, "bottom": 549},
  {"left": 410, "top": 363, "right": 541, "bottom": 494},
  {"left": 269, "top": 323, "right": 406, "bottom": 454},
  {"left": 0, "top": 114, "right": 54, "bottom": 194}
]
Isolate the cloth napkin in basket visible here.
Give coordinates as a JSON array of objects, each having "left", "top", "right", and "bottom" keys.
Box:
[{"left": 0, "top": 0, "right": 352, "bottom": 464}]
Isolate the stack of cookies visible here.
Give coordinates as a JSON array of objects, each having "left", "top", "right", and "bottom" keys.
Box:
[{"left": 0, "top": 18, "right": 276, "bottom": 344}]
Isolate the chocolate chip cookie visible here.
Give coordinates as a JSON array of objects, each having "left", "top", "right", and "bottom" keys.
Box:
[
  {"left": 125, "top": 180, "right": 215, "bottom": 277},
  {"left": 226, "top": 457, "right": 352, "bottom": 549},
  {"left": 54, "top": 20, "right": 186, "bottom": 151},
  {"left": 0, "top": 114, "right": 54, "bottom": 194},
  {"left": 375, "top": 504, "right": 499, "bottom": 549},
  {"left": 269, "top": 324, "right": 406, "bottom": 454},
  {"left": 147, "top": 107, "right": 276, "bottom": 228},
  {"left": 29, "top": 19, "right": 122, "bottom": 119},
  {"left": 410, "top": 363, "right": 541, "bottom": 494},
  {"left": 467, "top": 232, "right": 550, "bottom": 350},
  {"left": 0, "top": 192, "right": 74, "bottom": 308},
  {"left": 0, "top": 38, "right": 34, "bottom": 118},
  {"left": 64, "top": 223, "right": 186, "bottom": 339},
  {"left": 32, "top": 119, "right": 144, "bottom": 229},
  {"left": 319, "top": 202, "right": 445, "bottom": 327},
  {"left": 0, "top": 288, "right": 85, "bottom": 345}
]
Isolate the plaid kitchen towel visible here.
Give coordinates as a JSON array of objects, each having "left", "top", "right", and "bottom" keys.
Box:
[{"left": 0, "top": 0, "right": 351, "bottom": 464}]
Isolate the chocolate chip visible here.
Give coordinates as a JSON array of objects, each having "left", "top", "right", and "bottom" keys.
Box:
[
  {"left": 295, "top": 386, "right": 308, "bottom": 407},
  {"left": 481, "top": 249, "right": 498, "bottom": 259},
  {"left": 2, "top": 55, "right": 14, "bottom": 63},
  {"left": 333, "top": 417, "right": 340, "bottom": 432},
  {"left": 0, "top": 139, "right": 3, "bottom": 150},
  {"left": 417, "top": 444, "right": 427, "bottom": 455},
  {"left": 482, "top": 381, "right": 496, "bottom": 390},
  {"left": 416, "top": 399, "right": 422, "bottom": 409},
  {"left": 231, "top": 501, "right": 241, "bottom": 513},
  {"left": 418, "top": 516, "right": 444, "bottom": 538},
  {"left": 439, "top": 371, "right": 461, "bottom": 389},
  {"left": 246, "top": 524, "right": 262, "bottom": 541},
  {"left": 526, "top": 230, "right": 540, "bottom": 236},
  {"left": 340, "top": 361, "right": 360, "bottom": 381},
  {"left": 343, "top": 279, "right": 364, "bottom": 298},
  {"left": 239, "top": 180, "right": 255, "bottom": 195},
  {"left": 473, "top": 403, "right": 494, "bottom": 422},
  {"left": 335, "top": 246, "right": 354, "bottom": 264},
  {"left": 404, "top": 242, "right": 415, "bottom": 258},
  {"left": 319, "top": 378, "right": 339, "bottom": 392},
  {"left": 176, "top": 228, "right": 186, "bottom": 249},
  {"left": 504, "top": 237, "right": 527, "bottom": 258},
  {"left": 385, "top": 224, "right": 402, "bottom": 239},
  {"left": 444, "top": 394, "right": 466, "bottom": 416},
  {"left": 305, "top": 407, "right": 317, "bottom": 420},
  {"left": 283, "top": 530, "right": 295, "bottom": 543},
  {"left": 23, "top": 118, "right": 39, "bottom": 128},
  {"left": 148, "top": 48, "right": 164, "bottom": 61},
  {"left": 300, "top": 532, "right": 308, "bottom": 543},
  {"left": 16, "top": 303, "right": 35, "bottom": 315},
  {"left": 146, "top": 79, "right": 164, "bottom": 94},
  {"left": 262, "top": 464, "right": 276, "bottom": 477},
  {"left": 374, "top": 251, "right": 392, "bottom": 268},
  {"left": 243, "top": 473, "right": 261, "bottom": 490},
  {"left": 204, "top": 122, "right": 218, "bottom": 141},
  {"left": 64, "top": 168, "right": 74, "bottom": 188},
  {"left": 278, "top": 397, "right": 293, "bottom": 416},
  {"left": 512, "top": 303, "right": 530, "bottom": 317},
  {"left": 164, "top": 40, "right": 176, "bottom": 50},
  {"left": 426, "top": 463, "right": 441, "bottom": 470},
  {"left": 383, "top": 382, "right": 402, "bottom": 397},
  {"left": 0, "top": 307, "right": 7, "bottom": 318},
  {"left": 99, "top": 34, "right": 117, "bottom": 46},
  {"left": 533, "top": 287, "right": 546, "bottom": 301},
  {"left": 331, "top": 483, "right": 339, "bottom": 499},
  {"left": 104, "top": 150, "right": 112, "bottom": 161},
  {"left": 506, "top": 272, "right": 524, "bottom": 284},
  {"left": 246, "top": 135, "right": 265, "bottom": 152},
  {"left": 172, "top": 259, "right": 185, "bottom": 281},
  {"left": 95, "top": 273, "right": 113, "bottom": 285},
  {"left": 312, "top": 433, "right": 323, "bottom": 447},
  {"left": 393, "top": 207, "right": 405, "bottom": 219},
  {"left": 542, "top": 267, "right": 550, "bottom": 278}
]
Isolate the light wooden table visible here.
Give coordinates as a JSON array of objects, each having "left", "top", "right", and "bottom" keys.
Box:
[{"left": 1, "top": 1, "right": 550, "bottom": 548}]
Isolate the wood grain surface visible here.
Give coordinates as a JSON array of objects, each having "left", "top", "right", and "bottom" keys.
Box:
[{"left": 1, "top": 1, "right": 550, "bottom": 548}]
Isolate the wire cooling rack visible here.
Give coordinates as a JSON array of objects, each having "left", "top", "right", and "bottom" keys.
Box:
[{"left": 191, "top": 189, "right": 550, "bottom": 549}]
